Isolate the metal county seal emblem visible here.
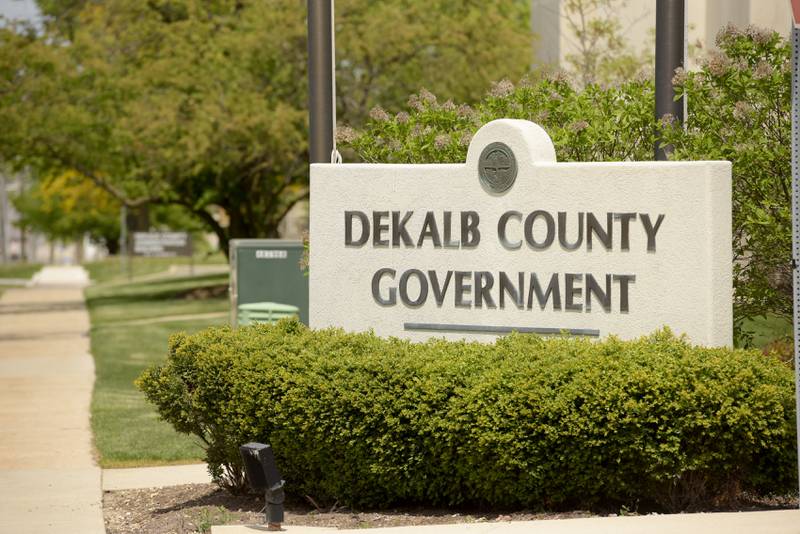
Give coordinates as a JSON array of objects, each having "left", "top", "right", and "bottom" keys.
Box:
[{"left": 478, "top": 142, "right": 517, "bottom": 193}]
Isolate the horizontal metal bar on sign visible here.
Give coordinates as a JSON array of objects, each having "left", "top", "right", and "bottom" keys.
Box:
[{"left": 403, "top": 323, "right": 600, "bottom": 337}]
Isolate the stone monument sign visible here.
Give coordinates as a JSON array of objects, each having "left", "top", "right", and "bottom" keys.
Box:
[{"left": 310, "top": 120, "right": 732, "bottom": 346}]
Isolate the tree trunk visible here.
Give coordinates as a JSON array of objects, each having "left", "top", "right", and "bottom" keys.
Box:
[
  {"left": 105, "top": 235, "right": 120, "bottom": 255},
  {"left": 191, "top": 207, "right": 230, "bottom": 260}
]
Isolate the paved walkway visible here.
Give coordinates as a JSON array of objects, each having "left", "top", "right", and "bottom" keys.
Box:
[
  {"left": 0, "top": 266, "right": 104, "bottom": 533},
  {"left": 30, "top": 265, "right": 90, "bottom": 287},
  {"left": 0, "top": 278, "right": 29, "bottom": 287},
  {"left": 212, "top": 509, "right": 800, "bottom": 534}
]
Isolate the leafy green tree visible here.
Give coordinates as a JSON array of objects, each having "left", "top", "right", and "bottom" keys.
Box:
[
  {"left": 335, "top": 0, "right": 531, "bottom": 123},
  {"left": 1, "top": 0, "right": 309, "bottom": 252},
  {"left": 12, "top": 170, "right": 121, "bottom": 253},
  {"left": 662, "top": 25, "right": 791, "bottom": 340},
  {"left": 0, "top": 0, "right": 532, "bottom": 255}
]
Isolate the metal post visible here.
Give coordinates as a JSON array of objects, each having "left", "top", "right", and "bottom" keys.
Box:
[
  {"left": 307, "top": 0, "right": 334, "bottom": 164},
  {"left": 18, "top": 174, "right": 27, "bottom": 262},
  {"left": 239, "top": 443, "right": 285, "bottom": 531},
  {"left": 189, "top": 234, "right": 195, "bottom": 276},
  {"left": 791, "top": 23, "right": 800, "bottom": 508},
  {"left": 654, "top": 0, "right": 685, "bottom": 160},
  {"left": 0, "top": 172, "right": 7, "bottom": 264},
  {"left": 120, "top": 205, "right": 128, "bottom": 276}
]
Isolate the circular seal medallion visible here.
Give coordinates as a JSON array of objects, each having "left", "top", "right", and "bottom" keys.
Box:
[{"left": 478, "top": 142, "right": 517, "bottom": 193}]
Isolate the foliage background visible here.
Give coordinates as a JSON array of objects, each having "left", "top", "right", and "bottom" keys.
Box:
[
  {"left": 12, "top": 170, "right": 121, "bottom": 253},
  {"left": 0, "top": 0, "right": 532, "bottom": 254}
]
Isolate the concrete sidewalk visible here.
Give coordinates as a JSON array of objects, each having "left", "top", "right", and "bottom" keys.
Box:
[
  {"left": 102, "top": 462, "right": 212, "bottom": 491},
  {"left": 212, "top": 509, "right": 800, "bottom": 534},
  {"left": 29, "top": 265, "right": 90, "bottom": 287},
  {"left": 0, "top": 266, "right": 104, "bottom": 533}
]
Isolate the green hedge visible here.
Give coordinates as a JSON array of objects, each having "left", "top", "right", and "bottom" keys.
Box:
[{"left": 137, "top": 320, "right": 796, "bottom": 510}]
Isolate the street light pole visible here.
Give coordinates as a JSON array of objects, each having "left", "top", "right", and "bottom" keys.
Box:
[
  {"left": 307, "top": 0, "right": 334, "bottom": 164},
  {"left": 790, "top": 0, "right": 800, "bottom": 507},
  {"left": 654, "top": 0, "right": 685, "bottom": 160}
]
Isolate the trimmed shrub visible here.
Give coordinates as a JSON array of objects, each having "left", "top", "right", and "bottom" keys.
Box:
[{"left": 137, "top": 320, "right": 796, "bottom": 510}]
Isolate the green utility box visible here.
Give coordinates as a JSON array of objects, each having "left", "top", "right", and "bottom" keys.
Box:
[
  {"left": 238, "top": 302, "right": 300, "bottom": 326},
  {"left": 229, "top": 239, "right": 308, "bottom": 327}
]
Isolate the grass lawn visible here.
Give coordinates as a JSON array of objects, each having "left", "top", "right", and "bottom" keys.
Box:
[
  {"left": 0, "top": 263, "right": 41, "bottom": 299},
  {"left": 0, "top": 262, "right": 41, "bottom": 279},
  {"left": 89, "top": 273, "right": 230, "bottom": 324},
  {"left": 84, "top": 253, "right": 226, "bottom": 284},
  {"left": 87, "top": 270, "right": 230, "bottom": 467},
  {"left": 739, "top": 314, "right": 792, "bottom": 349}
]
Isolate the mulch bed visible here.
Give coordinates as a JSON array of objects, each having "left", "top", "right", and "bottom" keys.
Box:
[
  {"left": 103, "top": 483, "right": 595, "bottom": 534},
  {"left": 103, "top": 483, "right": 799, "bottom": 534}
]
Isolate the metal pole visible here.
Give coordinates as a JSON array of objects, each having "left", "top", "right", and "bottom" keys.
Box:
[
  {"left": 0, "top": 172, "right": 7, "bottom": 264},
  {"left": 791, "top": 23, "right": 800, "bottom": 508},
  {"left": 18, "top": 174, "right": 27, "bottom": 263},
  {"left": 189, "top": 234, "right": 195, "bottom": 276},
  {"left": 307, "top": 0, "right": 334, "bottom": 164},
  {"left": 120, "top": 205, "right": 128, "bottom": 276},
  {"left": 654, "top": 0, "right": 685, "bottom": 160}
]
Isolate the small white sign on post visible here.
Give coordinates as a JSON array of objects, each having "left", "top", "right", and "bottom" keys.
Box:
[
  {"left": 310, "top": 120, "right": 732, "bottom": 346},
  {"left": 132, "top": 231, "right": 192, "bottom": 257}
]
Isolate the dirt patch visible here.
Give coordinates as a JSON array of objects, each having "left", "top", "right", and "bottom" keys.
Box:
[
  {"left": 103, "top": 483, "right": 595, "bottom": 533},
  {"left": 104, "top": 483, "right": 799, "bottom": 534}
]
